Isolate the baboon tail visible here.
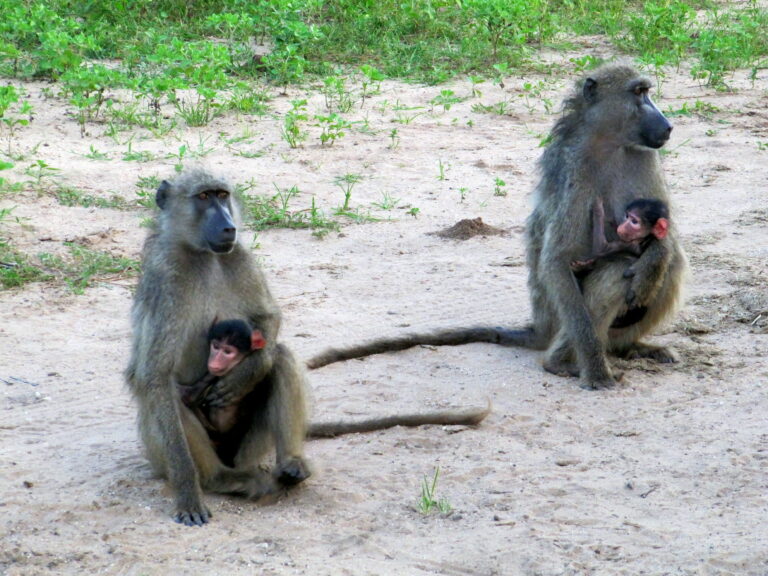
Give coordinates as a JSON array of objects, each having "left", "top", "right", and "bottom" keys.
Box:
[
  {"left": 307, "top": 404, "right": 490, "bottom": 438},
  {"left": 305, "top": 325, "right": 540, "bottom": 370}
]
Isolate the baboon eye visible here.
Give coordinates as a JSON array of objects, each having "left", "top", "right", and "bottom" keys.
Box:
[
  {"left": 217, "top": 191, "right": 229, "bottom": 200},
  {"left": 633, "top": 86, "right": 647, "bottom": 96},
  {"left": 198, "top": 191, "right": 209, "bottom": 200}
]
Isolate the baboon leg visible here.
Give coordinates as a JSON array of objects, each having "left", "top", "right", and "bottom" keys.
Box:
[
  {"left": 609, "top": 246, "right": 686, "bottom": 363},
  {"left": 179, "top": 405, "right": 276, "bottom": 499},
  {"left": 235, "top": 344, "right": 310, "bottom": 487},
  {"left": 545, "top": 261, "right": 631, "bottom": 387},
  {"left": 269, "top": 344, "right": 311, "bottom": 485},
  {"left": 137, "top": 392, "right": 210, "bottom": 526},
  {"left": 542, "top": 328, "right": 579, "bottom": 377}
]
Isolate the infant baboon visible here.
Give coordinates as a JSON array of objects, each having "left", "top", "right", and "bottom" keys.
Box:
[
  {"left": 571, "top": 198, "right": 670, "bottom": 274},
  {"left": 178, "top": 319, "right": 266, "bottom": 435}
]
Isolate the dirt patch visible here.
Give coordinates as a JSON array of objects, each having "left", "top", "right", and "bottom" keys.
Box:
[
  {"left": 431, "top": 217, "right": 506, "bottom": 240},
  {"left": 1, "top": 59, "right": 767, "bottom": 575}
]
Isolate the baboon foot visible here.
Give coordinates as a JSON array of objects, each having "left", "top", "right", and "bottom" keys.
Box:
[
  {"left": 578, "top": 364, "right": 623, "bottom": 390},
  {"left": 173, "top": 498, "right": 212, "bottom": 527},
  {"left": 579, "top": 376, "right": 617, "bottom": 391},
  {"left": 619, "top": 343, "right": 677, "bottom": 363},
  {"left": 543, "top": 358, "right": 580, "bottom": 378},
  {"left": 276, "top": 456, "right": 312, "bottom": 486}
]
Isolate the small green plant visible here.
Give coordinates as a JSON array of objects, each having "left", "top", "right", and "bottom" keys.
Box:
[
  {"left": 334, "top": 173, "right": 363, "bottom": 212},
  {"left": 418, "top": 467, "right": 451, "bottom": 515},
  {"left": 38, "top": 243, "right": 139, "bottom": 294},
  {"left": 468, "top": 75, "right": 484, "bottom": 98},
  {"left": 122, "top": 141, "right": 156, "bottom": 163},
  {"left": 407, "top": 206, "right": 420, "bottom": 218},
  {"left": 519, "top": 80, "right": 553, "bottom": 114},
  {"left": 372, "top": 191, "right": 400, "bottom": 211},
  {"left": 25, "top": 159, "right": 59, "bottom": 193},
  {"left": 61, "top": 65, "right": 122, "bottom": 137},
  {"left": 282, "top": 99, "right": 309, "bottom": 149},
  {"left": 84, "top": 145, "right": 109, "bottom": 160},
  {"left": 665, "top": 99, "right": 720, "bottom": 120},
  {"left": 472, "top": 100, "right": 510, "bottom": 116},
  {"left": 437, "top": 159, "right": 447, "bottom": 181},
  {"left": 458, "top": 187, "right": 469, "bottom": 203},
  {"left": 55, "top": 187, "right": 127, "bottom": 209},
  {"left": 0, "top": 85, "right": 32, "bottom": 156},
  {"left": 135, "top": 175, "right": 161, "bottom": 208},
  {"left": 175, "top": 89, "right": 220, "bottom": 127},
  {"left": 359, "top": 64, "right": 385, "bottom": 107},
  {"left": 225, "top": 83, "right": 270, "bottom": 115},
  {"left": 430, "top": 89, "right": 463, "bottom": 113},
  {"left": 243, "top": 184, "right": 337, "bottom": 232},
  {"left": 315, "top": 113, "right": 350, "bottom": 146},
  {"left": 0, "top": 243, "right": 49, "bottom": 288},
  {"left": 493, "top": 177, "right": 507, "bottom": 197},
  {"left": 167, "top": 145, "right": 187, "bottom": 173},
  {"left": 388, "top": 128, "right": 400, "bottom": 150},
  {"left": 322, "top": 74, "right": 354, "bottom": 113}
]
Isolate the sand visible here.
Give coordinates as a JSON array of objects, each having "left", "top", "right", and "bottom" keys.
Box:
[{"left": 0, "top": 51, "right": 766, "bottom": 576}]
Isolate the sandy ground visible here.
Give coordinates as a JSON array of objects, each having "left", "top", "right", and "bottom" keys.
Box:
[{"left": 0, "top": 48, "right": 767, "bottom": 576}]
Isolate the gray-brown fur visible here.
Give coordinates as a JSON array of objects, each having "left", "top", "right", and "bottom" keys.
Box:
[
  {"left": 307, "top": 404, "right": 491, "bottom": 438},
  {"left": 126, "top": 170, "right": 491, "bottom": 525},
  {"left": 306, "top": 62, "right": 686, "bottom": 389},
  {"left": 125, "top": 169, "right": 310, "bottom": 526}
]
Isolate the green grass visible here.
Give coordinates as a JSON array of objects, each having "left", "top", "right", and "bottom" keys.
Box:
[
  {"left": 242, "top": 185, "right": 338, "bottom": 233},
  {"left": 38, "top": 243, "right": 139, "bottom": 295},
  {"left": 55, "top": 187, "right": 128, "bottom": 209},
  {"left": 0, "top": 242, "right": 50, "bottom": 289},
  {"left": 418, "top": 467, "right": 451, "bottom": 515},
  {"left": 0, "top": 0, "right": 765, "bottom": 112}
]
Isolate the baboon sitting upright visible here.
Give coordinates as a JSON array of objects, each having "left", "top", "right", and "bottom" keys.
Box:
[
  {"left": 126, "top": 170, "right": 489, "bottom": 526},
  {"left": 307, "top": 62, "right": 686, "bottom": 389},
  {"left": 125, "top": 170, "right": 311, "bottom": 526}
]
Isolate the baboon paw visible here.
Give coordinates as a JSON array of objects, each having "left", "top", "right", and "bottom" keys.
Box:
[
  {"left": 580, "top": 376, "right": 617, "bottom": 390},
  {"left": 174, "top": 505, "right": 211, "bottom": 526},
  {"left": 624, "top": 344, "right": 677, "bottom": 363},
  {"left": 276, "top": 457, "right": 312, "bottom": 486},
  {"left": 543, "top": 360, "right": 579, "bottom": 378}
]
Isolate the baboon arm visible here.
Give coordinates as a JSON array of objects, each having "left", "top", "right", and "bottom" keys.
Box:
[
  {"left": 623, "top": 237, "right": 672, "bottom": 307},
  {"left": 145, "top": 379, "right": 211, "bottom": 525},
  {"left": 307, "top": 404, "right": 490, "bottom": 438}
]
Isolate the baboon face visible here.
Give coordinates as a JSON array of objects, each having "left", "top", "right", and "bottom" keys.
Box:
[
  {"left": 630, "top": 81, "right": 672, "bottom": 149},
  {"left": 156, "top": 177, "right": 238, "bottom": 254},
  {"left": 582, "top": 69, "right": 672, "bottom": 150},
  {"left": 192, "top": 187, "right": 238, "bottom": 253}
]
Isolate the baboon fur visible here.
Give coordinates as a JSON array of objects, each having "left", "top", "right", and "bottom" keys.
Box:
[
  {"left": 307, "top": 62, "right": 687, "bottom": 389},
  {"left": 125, "top": 169, "right": 310, "bottom": 526},
  {"left": 126, "top": 169, "right": 489, "bottom": 525}
]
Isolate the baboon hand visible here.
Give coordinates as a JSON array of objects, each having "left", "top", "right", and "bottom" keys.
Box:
[{"left": 203, "top": 380, "right": 241, "bottom": 409}]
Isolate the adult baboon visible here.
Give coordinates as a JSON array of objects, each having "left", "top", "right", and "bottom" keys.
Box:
[
  {"left": 307, "top": 62, "right": 686, "bottom": 389},
  {"left": 126, "top": 170, "right": 489, "bottom": 526}
]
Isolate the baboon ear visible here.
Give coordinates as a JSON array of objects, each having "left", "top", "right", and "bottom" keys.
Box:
[
  {"left": 652, "top": 217, "right": 669, "bottom": 240},
  {"left": 583, "top": 77, "right": 598, "bottom": 103},
  {"left": 156, "top": 180, "right": 171, "bottom": 210},
  {"left": 250, "top": 330, "right": 267, "bottom": 351}
]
